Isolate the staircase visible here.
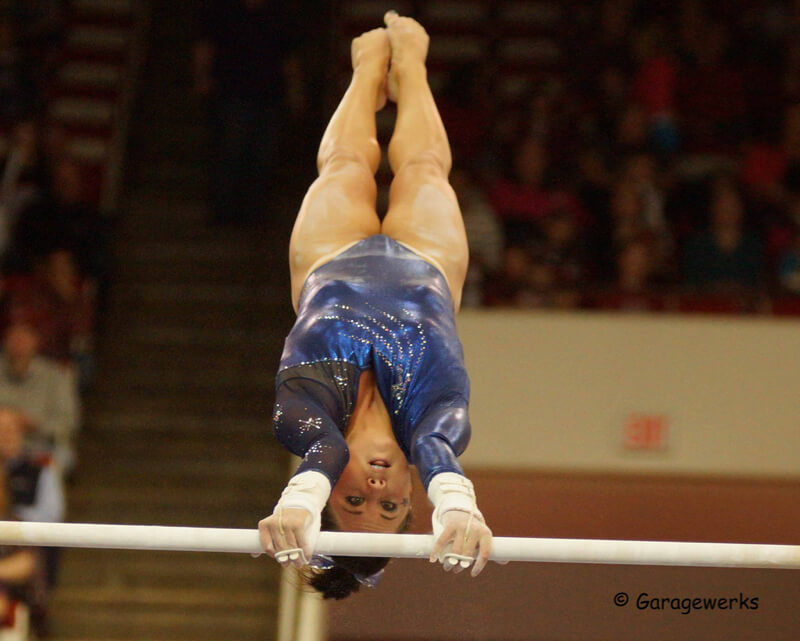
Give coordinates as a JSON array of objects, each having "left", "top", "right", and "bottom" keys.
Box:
[{"left": 48, "top": 1, "right": 302, "bottom": 639}]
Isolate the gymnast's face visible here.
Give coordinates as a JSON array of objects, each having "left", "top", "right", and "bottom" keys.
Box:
[{"left": 328, "top": 435, "right": 412, "bottom": 532}]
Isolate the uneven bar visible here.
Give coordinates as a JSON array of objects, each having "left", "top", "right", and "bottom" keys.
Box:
[{"left": 0, "top": 521, "right": 797, "bottom": 569}]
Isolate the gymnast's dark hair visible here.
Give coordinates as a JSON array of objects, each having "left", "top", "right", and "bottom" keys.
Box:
[{"left": 302, "top": 505, "right": 411, "bottom": 600}]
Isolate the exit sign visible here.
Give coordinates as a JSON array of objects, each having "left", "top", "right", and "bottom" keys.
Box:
[{"left": 624, "top": 413, "right": 669, "bottom": 450}]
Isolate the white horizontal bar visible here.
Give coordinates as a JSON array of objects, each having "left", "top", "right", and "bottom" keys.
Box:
[{"left": 0, "top": 521, "right": 797, "bottom": 569}]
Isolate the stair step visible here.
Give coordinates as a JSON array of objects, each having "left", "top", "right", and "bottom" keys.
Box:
[
  {"left": 114, "top": 261, "right": 272, "bottom": 287},
  {"left": 73, "top": 0, "right": 134, "bottom": 18},
  {"left": 48, "top": 604, "right": 274, "bottom": 641},
  {"left": 102, "top": 325, "right": 276, "bottom": 348},
  {"left": 51, "top": 96, "right": 116, "bottom": 127},
  {"left": 112, "top": 282, "right": 270, "bottom": 304},
  {"left": 59, "top": 61, "right": 123, "bottom": 88},
  {"left": 58, "top": 549, "right": 280, "bottom": 588},
  {"left": 68, "top": 484, "right": 276, "bottom": 512},
  {"left": 86, "top": 392, "right": 271, "bottom": 416},
  {"left": 97, "top": 345, "right": 278, "bottom": 375},
  {"left": 73, "top": 457, "right": 285, "bottom": 488},
  {"left": 67, "top": 25, "right": 130, "bottom": 52},
  {"left": 65, "top": 504, "right": 268, "bottom": 528},
  {"left": 77, "top": 429, "right": 274, "bottom": 459},
  {"left": 137, "top": 160, "right": 206, "bottom": 190},
  {"left": 54, "top": 585, "right": 275, "bottom": 609},
  {"left": 85, "top": 411, "right": 266, "bottom": 433},
  {"left": 91, "top": 371, "right": 272, "bottom": 396},
  {"left": 117, "top": 239, "right": 261, "bottom": 262}
]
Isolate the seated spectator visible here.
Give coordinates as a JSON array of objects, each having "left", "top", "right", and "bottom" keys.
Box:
[
  {"left": 527, "top": 208, "right": 587, "bottom": 308},
  {"left": 0, "top": 473, "right": 41, "bottom": 637},
  {"left": 621, "top": 153, "right": 675, "bottom": 273},
  {"left": 0, "top": 316, "right": 79, "bottom": 472},
  {"left": 483, "top": 246, "right": 534, "bottom": 307},
  {"left": 5, "top": 248, "right": 95, "bottom": 378},
  {"left": 683, "top": 177, "right": 763, "bottom": 291},
  {"left": 595, "top": 175, "right": 673, "bottom": 280},
  {"left": 592, "top": 235, "right": 665, "bottom": 312},
  {"left": 451, "top": 168, "right": 504, "bottom": 307},
  {"left": 741, "top": 102, "right": 800, "bottom": 224},
  {"left": 0, "top": 407, "right": 64, "bottom": 523},
  {"left": 0, "top": 406, "right": 62, "bottom": 635},
  {"left": 12, "top": 158, "right": 108, "bottom": 283},
  {"left": 489, "top": 137, "right": 584, "bottom": 245}
]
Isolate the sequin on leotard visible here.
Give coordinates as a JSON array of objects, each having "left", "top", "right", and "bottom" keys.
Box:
[{"left": 272, "top": 235, "right": 471, "bottom": 490}]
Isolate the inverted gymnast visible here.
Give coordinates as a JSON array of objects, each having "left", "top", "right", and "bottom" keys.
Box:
[{"left": 258, "top": 12, "right": 494, "bottom": 599}]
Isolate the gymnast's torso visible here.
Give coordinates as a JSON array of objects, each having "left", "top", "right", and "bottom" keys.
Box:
[{"left": 273, "top": 234, "right": 471, "bottom": 489}]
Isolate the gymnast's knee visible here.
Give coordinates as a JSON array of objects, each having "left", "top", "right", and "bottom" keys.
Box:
[
  {"left": 317, "top": 144, "right": 379, "bottom": 177},
  {"left": 392, "top": 149, "right": 451, "bottom": 180}
]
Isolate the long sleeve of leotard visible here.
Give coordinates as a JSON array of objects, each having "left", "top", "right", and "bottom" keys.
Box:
[
  {"left": 410, "top": 394, "right": 471, "bottom": 491},
  {"left": 272, "top": 376, "right": 350, "bottom": 488}
]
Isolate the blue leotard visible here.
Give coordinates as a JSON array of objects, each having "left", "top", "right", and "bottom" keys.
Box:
[{"left": 273, "top": 234, "right": 470, "bottom": 490}]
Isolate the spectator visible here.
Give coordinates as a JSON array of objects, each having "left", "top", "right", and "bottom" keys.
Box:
[
  {"left": 621, "top": 153, "right": 674, "bottom": 273},
  {"left": 741, "top": 102, "right": 800, "bottom": 211},
  {"left": 0, "top": 472, "right": 40, "bottom": 636},
  {"left": 683, "top": 177, "right": 763, "bottom": 290},
  {"left": 5, "top": 248, "right": 95, "bottom": 375},
  {"left": 591, "top": 235, "right": 664, "bottom": 311},
  {"left": 0, "top": 407, "right": 64, "bottom": 523},
  {"left": 0, "top": 406, "right": 62, "bottom": 635},
  {"left": 483, "top": 246, "right": 533, "bottom": 307},
  {"left": 527, "top": 208, "right": 587, "bottom": 307},
  {"left": 11, "top": 158, "right": 108, "bottom": 283},
  {"left": 0, "top": 317, "right": 79, "bottom": 472},
  {"left": 595, "top": 176, "right": 673, "bottom": 280},
  {"left": 489, "top": 137, "right": 584, "bottom": 245},
  {"left": 193, "top": 0, "right": 301, "bottom": 224}
]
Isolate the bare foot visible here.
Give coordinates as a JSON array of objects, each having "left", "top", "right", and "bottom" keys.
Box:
[
  {"left": 384, "top": 11, "right": 430, "bottom": 101},
  {"left": 351, "top": 27, "right": 390, "bottom": 110}
]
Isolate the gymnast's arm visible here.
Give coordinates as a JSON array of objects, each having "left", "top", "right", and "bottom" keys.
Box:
[
  {"left": 259, "top": 376, "right": 350, "bottom": 566},
  {"left": 411, "top": 396, "right": 494, "bottom": 576}
]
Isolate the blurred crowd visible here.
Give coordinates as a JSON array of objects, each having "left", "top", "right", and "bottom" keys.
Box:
[
  {"left": 441, "top": 0, "right": 800, "bottom": 313},
  {"left": 0, "top": 2, "right": 107, "bottom": 637}
]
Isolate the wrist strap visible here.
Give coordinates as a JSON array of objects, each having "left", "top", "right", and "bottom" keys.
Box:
[
  {"left": 274, "top": 470, "right": 331, "bottom": 516},
  {"left": 428, "top": 472, "right": 484, "bottom": 523}
]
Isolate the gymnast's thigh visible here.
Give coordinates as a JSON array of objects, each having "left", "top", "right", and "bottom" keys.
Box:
[
  {"left": 381, "top": 164, "right": 469, "bottom": 310},
  {"left": 289, "top": 161, "right": 381, "bottom": 310}
]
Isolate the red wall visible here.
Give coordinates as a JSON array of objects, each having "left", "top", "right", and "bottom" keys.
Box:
[{"left": 329, "top": 470, "right": 800, "bottom": 641}]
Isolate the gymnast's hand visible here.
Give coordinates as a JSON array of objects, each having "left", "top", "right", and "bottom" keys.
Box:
[
  {"left": 431, "top": 510, "right": 494, "bottom": 577},
  {"left": 256, "top": 470, "right": 331, "bottom": 568},
  {"left": 257, "top": 508, "right": 317, "bottom": 568}
]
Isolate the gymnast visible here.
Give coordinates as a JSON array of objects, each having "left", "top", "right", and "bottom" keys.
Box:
[{"left": 258, "top": 12, "right": 494, "bottom": 598}]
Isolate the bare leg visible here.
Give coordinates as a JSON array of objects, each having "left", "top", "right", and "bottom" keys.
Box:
[
  {"left": 288, "top": 29, "right": 390, "bottom": 310},
  {"left": 381, "top": 13, "right": 468, "bottom": 310}
]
